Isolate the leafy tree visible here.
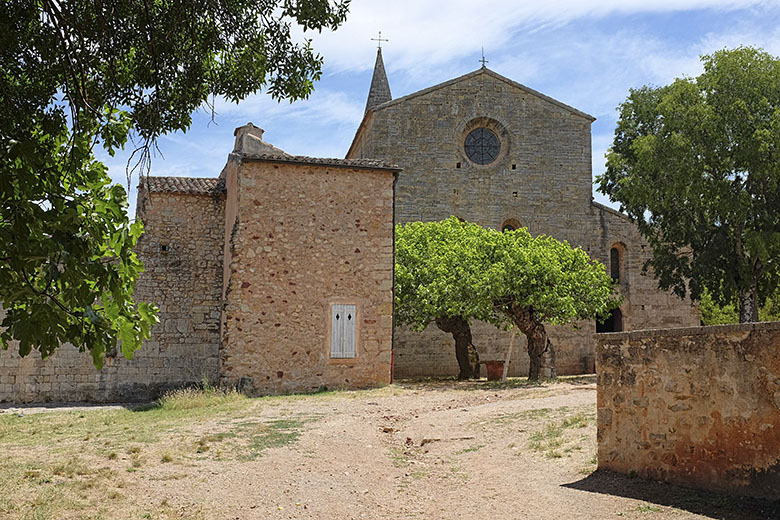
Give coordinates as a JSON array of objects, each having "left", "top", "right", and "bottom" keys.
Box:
[
  {"left": 699, "top": 288, "right": 780, "bottom": 325},
  {"left": 487, "top": 228, "right": 618, "bottom": 380},
  {"left": 598, "top": 46, "right": 780, "bottom": 323},
  {"left": 0, "top": 0, "right": 349, "bottom": 366},
  {"left": 395, "top": 218, "right": 496, "bottom": 379},
  {"left": 395, "top": 218, "right": 618, "bottom": 381}
]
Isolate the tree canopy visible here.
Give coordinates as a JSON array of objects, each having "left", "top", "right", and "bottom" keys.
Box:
[
  {"left": 0, "top": 0, "right": 349, "bottom": 366},
  {"left": 395, "top": 217, "right": 617, "bottom": 380},
  {"left": 598, "top": 46, "right": 780, "bottom": 322},
  {"left": 395, "top": 218, "right": 497, "bottom": 379}
]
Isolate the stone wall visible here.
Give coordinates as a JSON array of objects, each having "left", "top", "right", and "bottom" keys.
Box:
[
  {"left": 220, "top": 157, "right": 396, "bottom": 394},
  {"left": 0, "top": 188, "right": 225, "bottom": 403},
  {"left": 596, "top": 322, "right": 780, "bottom": 499},
  {"left": 349, "top": 68, "right": 698, "bottom": 378}
]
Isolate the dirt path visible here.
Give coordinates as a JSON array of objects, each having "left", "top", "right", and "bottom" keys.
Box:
[
  {"left": 3, "top": 378, "right": 777, "bottom": 519},
  {"left": 131, "top": 379, "right": 776, "bottom": 519}
]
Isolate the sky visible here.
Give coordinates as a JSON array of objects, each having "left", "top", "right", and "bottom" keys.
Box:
[{"left": 100, "top": 0, "right": 780, "bottom": 216}]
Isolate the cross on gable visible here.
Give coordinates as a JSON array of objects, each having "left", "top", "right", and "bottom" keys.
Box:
[{"left": 480, "top": 47, "right": 489, "bottom": 67}]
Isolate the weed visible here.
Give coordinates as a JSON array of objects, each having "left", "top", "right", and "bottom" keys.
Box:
[
  {"left": 527, "top": 411, "right": 595, "bottom": 459},
  {"left": 636, "top": 504, "right": 663, "bottom": 513},
  {"left": 157, "top": 383, "right": 245, "bottom": 411},
  {"left": 457, "top": 444, "right": 485, "bottom": 454},
  {"left": 160, "top": 453, "right": 173, "bottom": 463}
]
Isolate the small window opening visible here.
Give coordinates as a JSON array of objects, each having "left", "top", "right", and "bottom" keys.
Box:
[
  {"left": 512, "top": 191, "right": 518, "bottom": 197},
  {"left": 456, "top": 162, "right": 461, "bottom": 168},
  {"left": 610, "top": 247, "right": 620, "bottom": 282},
  {"left": 511, "top": 164, "right": 517, "bottom": 170},
  {"left": 596, "top": 308, "right": 623, "bottom": 333},
  {"left": 160, "top": 244, "right": 169, "bottom": 253}
]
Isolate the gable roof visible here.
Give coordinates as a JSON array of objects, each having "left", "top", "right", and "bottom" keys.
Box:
[
  {"left": 372, "top": 67, "right": 595, "bottom": 121},
  {"left": 140, "top": 176, "right": 225, "bottom": 195}
]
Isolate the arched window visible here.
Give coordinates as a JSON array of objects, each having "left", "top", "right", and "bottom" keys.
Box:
[
  {"left": 501, "top": 218, "right": 521, "bottom": 232},
  {"left": 610, "top": 247, "right": 620, "bottom": 282},
  {"left": 596, "top": 308, "right": 623, "bottom": 333}
]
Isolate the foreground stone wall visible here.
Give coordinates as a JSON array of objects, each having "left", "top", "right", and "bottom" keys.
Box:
[
  {"left": 597, "top": 322, "right": 780, "bottom": 499},
  {"left": 220, "top": 157, "right": 396, "bottom": 394},
  {"left": 0, "top": 189, "right": 225, "bottom": 403}
]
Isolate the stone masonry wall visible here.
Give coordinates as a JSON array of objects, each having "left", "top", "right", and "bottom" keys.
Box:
[
  {"left": 596, "top": 322, "right": 780, "bottom": 499},
  {"left": 220, "top": 158, "right": 395, "bottom": 394},
  {"left": 0, "top": 189, "right": 224, "bottom": 403},
  {"left": 349, "top": 68, "right": 697, "bottom": 378}
]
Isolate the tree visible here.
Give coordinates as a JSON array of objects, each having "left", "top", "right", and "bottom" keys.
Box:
[
  {"left": 487, "top": 228, "right": 618, "bottom": 380},
  {"left": 395, "top": 218, "right": 618, "bottom": 381},
  {"left": 598, "top": 46, "right": 780, "bottom": 323},
  {"left": 0, "top": 0, "right": 349, "bottom": 367},
  {"left": 395, "top": 218, "right": 496, "bottom": 379}
]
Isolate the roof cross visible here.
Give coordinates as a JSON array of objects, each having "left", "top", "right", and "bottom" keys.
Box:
[
  {"left": 480, "top": 47, "right": 488, "bottom": 67},
  {"left": 371, "top": 31, "right": 389, "bottom": 49}
]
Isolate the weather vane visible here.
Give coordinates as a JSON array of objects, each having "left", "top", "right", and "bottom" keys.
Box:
[
  {"left": 480, "top": 47, "right": 488, "bottom": 67},
  {"left": 371, "top": 31, "right": 389, "bottom": 49}
]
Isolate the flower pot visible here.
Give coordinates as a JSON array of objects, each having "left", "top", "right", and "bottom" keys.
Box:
[{"left": 485, "top": 360, "right": 504, "bottom": 381}]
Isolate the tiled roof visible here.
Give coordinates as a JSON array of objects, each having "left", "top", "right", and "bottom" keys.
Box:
[
  {"left": 140, "top": 176, "right": 225, "bottom": 194},
  {"left": 241, "top": 153, "right": 400, "bottom": 171}
]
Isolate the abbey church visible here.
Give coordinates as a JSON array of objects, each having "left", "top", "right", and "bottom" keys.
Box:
[{"left": 0, "top": 49, "right": 698, "bottom": 402}]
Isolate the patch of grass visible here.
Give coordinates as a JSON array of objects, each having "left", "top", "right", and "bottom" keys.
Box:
[
  {"left": 233, "top": 417, "right": 316, "bottom": 460},
  {"left": 157, "top": 384, "right": 246, "bottom": 411},
  {"left": 636, "top": 504, "right": 663, "bottom": 513},
  {"left": 457, "top": 444, "right": 485, "bottom": 454},
  {"left": 160, "top": 453, "right": 174, "bottom": 463},
  {"left": 389, "top": 446, "right": 411, "bottom": 468},
  {"left": 528, "top": 412, "right": 594, "bottom": 459}
]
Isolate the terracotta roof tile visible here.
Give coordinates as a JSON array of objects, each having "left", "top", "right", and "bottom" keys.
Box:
[
  {"left": 241, "top": 153, "right": 400, "bottom": 171},
  {"left": 140, "top": 176, "right": 225, "bottom": 194}
]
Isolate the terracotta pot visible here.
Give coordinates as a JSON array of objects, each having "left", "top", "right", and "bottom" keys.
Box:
[{"left": 485, "top": 360, "right": 504, "bottom": 381}]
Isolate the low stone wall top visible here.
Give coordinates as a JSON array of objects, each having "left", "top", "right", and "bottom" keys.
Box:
[{"left": 596, "top": 321, "right": 780, "bottom": 500}]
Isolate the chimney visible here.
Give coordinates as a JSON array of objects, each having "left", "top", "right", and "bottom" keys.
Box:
[{"left": 233, "top": 123, "right": 289, "bottom": 156}]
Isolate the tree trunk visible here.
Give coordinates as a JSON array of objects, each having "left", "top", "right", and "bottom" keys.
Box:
[
  {"left": 506, "top": 304, "right": 554, "bottom": 381},
  {"left": 435, "top": 316, "right": 479, "bottom": 380},
  {"left": 738, "top": 284, "right": 760, "bottom": 323}
]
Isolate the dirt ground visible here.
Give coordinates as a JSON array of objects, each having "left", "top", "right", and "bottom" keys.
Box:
[{"left": 1, "top": 377, "right": 778, "bottom": 520}]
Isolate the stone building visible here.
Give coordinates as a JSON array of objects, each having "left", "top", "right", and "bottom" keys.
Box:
[
  {"left": 0, "top": 124, "right": 399, "bottom": 402},
  {"left": 347, "top": 49, "right": 699, "bottom": 377},
  {"left": 0, "top": 51, "right": 700, "bottom": 403}
]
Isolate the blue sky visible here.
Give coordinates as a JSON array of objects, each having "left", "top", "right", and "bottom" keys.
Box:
[{"left": 101, "top": 0, "right": 780, "bottom": 216}]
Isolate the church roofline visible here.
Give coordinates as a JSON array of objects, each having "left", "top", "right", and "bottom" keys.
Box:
[
  {"left": 240, "top": 153, "right": 401, "bottom": 172},
  {"left": 369, "top": 67, "right": 596, "bottom": 122},
  {"left": 591, "top": 200, "right": 631, "bottom": 221}
]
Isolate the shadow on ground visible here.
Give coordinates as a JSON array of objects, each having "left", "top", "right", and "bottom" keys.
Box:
[{"left": 564, "top": 470, "right": 780, "bottom": 520}]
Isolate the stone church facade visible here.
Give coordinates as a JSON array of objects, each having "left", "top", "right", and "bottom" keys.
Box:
[
  {"left": 0, "top": 51, "right": 698, "bottom": 403},
  {"left": 347, "top": 50, "right": 699, "bottom": 377}
]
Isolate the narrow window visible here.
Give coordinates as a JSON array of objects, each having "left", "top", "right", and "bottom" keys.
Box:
[
  {"left": 331, "top": 304, "right": 356, "bottom": 358},
  {"left": 610, "top": 247, "right": 620, "bottom": 282}
]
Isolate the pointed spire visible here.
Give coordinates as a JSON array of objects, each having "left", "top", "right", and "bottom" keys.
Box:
[{"left": 365, "top": 47, "right": 392, "bottom": 112}]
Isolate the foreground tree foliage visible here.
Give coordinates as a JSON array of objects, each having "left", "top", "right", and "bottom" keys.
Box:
[
  {"left": 598, "top": 46, "right": 780, "bottom": 323},
  {"left": 0, "top": 0, "right": 349, "bottom": 366},
  {"left": 395, "top": 219, "right": 495, "bottom": 379},
  {"left": 395, "top": 218, "right": 618, "bottom": 381}
]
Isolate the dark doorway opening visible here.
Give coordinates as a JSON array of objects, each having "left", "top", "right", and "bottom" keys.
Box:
[{"left": 596, "top": 308, "right": 623, "bottom": 333}]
